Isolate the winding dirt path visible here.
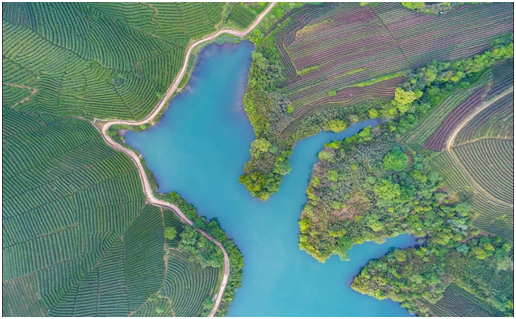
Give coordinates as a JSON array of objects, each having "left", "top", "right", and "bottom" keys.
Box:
[
  {"left": 3, "top": 82, "right": 38, "bottom": 108},
  {"left": 446, "top": 87, "right": 513, "bottom": 207},
  {"left": 96, "top": 4, "right": 276, "bottom": 317}
]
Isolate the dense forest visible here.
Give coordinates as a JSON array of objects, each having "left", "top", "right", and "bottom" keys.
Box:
[{"left": 297, "top": 37, "right": 513, "bottom": 315}]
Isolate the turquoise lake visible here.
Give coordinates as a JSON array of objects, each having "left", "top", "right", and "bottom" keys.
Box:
[{"left": 126, "top": 41, "right": 415, "bottom": 317}]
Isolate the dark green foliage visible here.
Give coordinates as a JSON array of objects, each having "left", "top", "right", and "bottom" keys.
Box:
[
  {"left": 239, "top": 50, "right": 295, "bottom": 200},
  {"left": 161, "top": 191, "right": 199, "bottom": 220},
  {"left": 383, "top": 147, "right": 409, "bottom": 171},
  {"left": 352, "top": 236, "right": 513, "bottom": 316},
  {"left": 180, "top": 227, "right": 224, "bottom": 268},
  {"left": 298, "top": 130, "right": 470, "bottom": 262},
  {"left": 156, "top": 191, "right": 244, "bottom": 316}
]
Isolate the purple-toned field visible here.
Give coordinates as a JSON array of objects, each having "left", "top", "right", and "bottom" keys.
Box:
[{"left": 269, "top": 3, "right": 513, "bottom": 137}]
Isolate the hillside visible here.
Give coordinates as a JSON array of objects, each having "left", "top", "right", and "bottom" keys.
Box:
[
  {"left": 3, "top": 2, "right": 514, "bottom": 317},
  {"left": 2, "top": 108, "right": 225, "bottom": 316},
  {"left": 238, "top": 2, "right": 513, "bottom": 201},
  {"left": 2, "top": 2, "right": 263, "bottom": 317},
  {"left": 296, "top": 37, "right": 514, "bottom": 317}
]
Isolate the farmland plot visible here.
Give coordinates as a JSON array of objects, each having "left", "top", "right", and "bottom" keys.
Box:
[
  {"left": 2, "top": 108, "right": 219, "bottom": 316},
  {"left": 471, "top": 192, "right": 514, "bottom": 241},
  {"left": 2, "top": 2, "right": 224, "bottom": 120},
  {"left": 226, "top": 3, "right": 267, "bottom": 30},
  {"left": 402, "top": 70, "right": 492, "bottom": 150},
  {"left": 424, "top": 283, "right": 506, "bottom": 317},
  {"left": 423, "top": 86, "right": 489, "bottom": 151},
  {"left": 270, "top": 3, "right": 512, "bottom": 136},
  {"left": 455, "top": 92, "right": 514, "bottom": 144},
  {"left": 374, "top": 3, "right": 513, "bottom": 68},
  {"left": 486, "top": 59, "right": 514, "bottom": 99},
  {"left": 452, "top": 138, "right": 514, "bottom": 204},
  {"left": 283, "top": 3, "right": 411, "bottom": 110}
]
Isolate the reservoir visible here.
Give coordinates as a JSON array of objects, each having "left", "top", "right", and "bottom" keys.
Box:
[{"left": 126, "top": 41, "right": 415, "bottom": 316}]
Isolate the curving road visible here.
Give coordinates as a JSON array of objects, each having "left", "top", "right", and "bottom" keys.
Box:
[
  {"left": 446, "top": 86, "right": 514, "bottom": 207},
  {"left": 95, "top": 3, "right": 276, "bottom": 317}
]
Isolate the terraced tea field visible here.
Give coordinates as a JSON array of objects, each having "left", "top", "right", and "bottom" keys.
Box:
[
  {"left": 410, "top": 59, "right": 514, "bottom": 242},
  {"left": 2, "top": 2, "right": 224, "bottom": 120},
  {"left": 453, "top": 139, "right": 514, "bottom": 205},
  {"left": 2, "top": 108, "right": 220, "bottom": 316},
  {"left": 226, "top": 3, "right": 268, "bottom": 30},
  {"left": 265, "top": 2, "right": 513, "bottom": 137},
  {"left": 423, "top": 283, "right": 506, "bottom": 317},
  {"left": 455, "top": 93, "right": 514, "bottom": 144},
  {"left": 131, "top": 224, "right": 221, "bottom": 317},
  {"left": 401, "top": 69, "right": 492, "bottom": 151}
]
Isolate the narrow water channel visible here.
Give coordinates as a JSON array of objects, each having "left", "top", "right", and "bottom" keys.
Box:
[{"left": 126, "top": 41, "right": 415, "bottom": 317}]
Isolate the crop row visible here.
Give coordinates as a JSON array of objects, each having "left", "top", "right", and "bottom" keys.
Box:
[
  {"left": 453, "top": 138, "right": 513, "bottom": 203},
  {"left": 424, "top": 87, "right": 488, "bottom": 151},
  {"left": 3, "top": 19, "right": 164, "bottom": 119},
  {"left": 428, "top": 151, "right": 471, "bottom": 194},
  {"left": 402, "top": 71, "right": 491, "bottom": 148},
  {"left": 455, "top": 92, "right": 513, "bottom": 144},
  {"left": 46, "top": 205, "right": 166, "bottom": 316},
  {"left": 282, "top": 76, "right": 402, "bottom": 137},
  {"left": 374, "top": 3, "right": 514, "bottom": 68},
  {"left": 3, "top": 110, "right": 167, "bottom": 316},
  {"left": 3, "top": 273, "right": 49, "bottom": 316},
  {"left": 428, "top": 283, "right": 505, "bottom": 316},
  {"left": 164, "top": 249, "right": 220, "bottom": 317},
  {"left": 228, "top": 4, "right": 257, "bottom": 29},
  {"left": 472, "top": 193, "right": 514, "bottom": 241},
  {"left": 131, "top": 297, "right": 173, "bottom": 317},
  {"left": 3, "top": 2, "right": 223, "bottom": 120},
  {"left": 486, "top": 60, "right": 514, "bottom": 99},
  {"left": 153, "top": 3, "right": 223, "bottom": 40}
]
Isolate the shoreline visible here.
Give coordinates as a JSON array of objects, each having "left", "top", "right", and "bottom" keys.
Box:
[{"left": 92, "top": 3, "right": 276, "bottom": 316}]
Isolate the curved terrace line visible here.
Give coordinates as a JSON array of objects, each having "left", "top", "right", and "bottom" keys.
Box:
[
  {"left": 95, "top": 3, "right": 276, "bottom": 316},
  {"left": 446, "top": 86, "right": 514, "bottom": 208}
]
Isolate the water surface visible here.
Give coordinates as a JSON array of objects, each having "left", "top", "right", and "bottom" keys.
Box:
[{"left": 126, "top": 41, "right": 415, "bottom": 316}]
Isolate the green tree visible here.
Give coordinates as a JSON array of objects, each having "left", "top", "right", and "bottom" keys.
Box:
[
  {"left": 393, "top": 249, "right": 407, "bottom": 262},
  {"left": 164, "top": 227, "right": 177, "bottom": 240},
  {"left": 318, "top": 151, "right": 334, "bottom": 161},
  {"left": 274, "top": 159, "right": 292, "bottom": 175},
  {"left": 251, "top": 138, "right": 272, "bottom": 156},
  {"left": 401, "top": 2, "right": 425, "bottom": 9},
  {"left": 383, "top": 148, "right": 409, "bottom": 171},
  {"left": 202, "top": 297, "right": 214, "bottom": 311},
  {"left": 324, "top": 119, "right": 347, "bottom": 132},
  {"left": 327, "top": 170, "right": 339, "bottom": 182},
  {"left": 369, "top": 109, "right": 379, "bottom": 119},
  {"left": 269, "top": 144, "right": 279, "bottom": 154}
]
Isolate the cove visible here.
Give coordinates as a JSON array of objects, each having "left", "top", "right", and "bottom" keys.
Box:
[{"left": 126, "top": 41, "right": 416, "bottom": 317}]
